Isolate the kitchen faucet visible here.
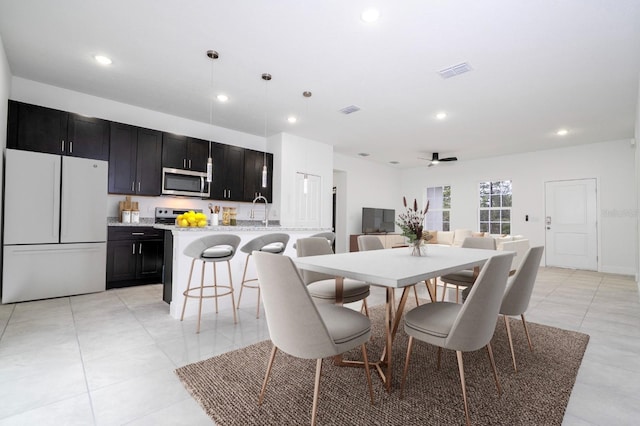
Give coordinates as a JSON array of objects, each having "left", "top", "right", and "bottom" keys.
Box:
[{"left": 252, "top": 195, "right": 269, "bottom": 227}]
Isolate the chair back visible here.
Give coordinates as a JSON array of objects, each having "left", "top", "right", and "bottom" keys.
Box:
[
  {"left": 240, "top": 232, "right": 290, "bottom": 255},
  {"left": 310, "top": 232, "right": 336, "bottom": 246},
  {"left": 183, "top": 234, "right": 241, "bottom": 261},
  {"left": 295, "top": 237, "right": 336, "bottom": 285},
  {"left": 461, "top": 236, "right": 496, "bottom": 250},
  {"left": 500, "top": 246, "right": 544, "bottom": 316},
  {"left": 357, "top": 235, "right": 384, "bottom": 251},
  {"left": 446, "top": 253, "right": 513, "bottom": 351},
  {"left": 253, "top": 251, "right": 337, "bottom": 359}
]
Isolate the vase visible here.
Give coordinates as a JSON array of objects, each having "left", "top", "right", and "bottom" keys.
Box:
[{"left": 410, "top": 240, "right": 427, "bottom": 256}]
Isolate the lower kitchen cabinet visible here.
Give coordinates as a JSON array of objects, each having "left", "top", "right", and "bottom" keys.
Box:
[{"left": 107, "top": 227, "right": 164, "bottom": 288}]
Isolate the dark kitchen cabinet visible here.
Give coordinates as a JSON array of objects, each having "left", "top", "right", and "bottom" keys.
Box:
[
  {"left": 162, "top": 133, "right": 209, "bottom": 172},
  {"left": 109, "top": 122, "right": 162, "bottom": 195},
  {"left": 7, "top": 100, "right": 109, "bottom": 160},
  {"left": 243, "top": 149, "right": 273, "bottom": 202},
  {"left": 210, "top": 143, "right": 245, "bottom": 201},
  {"left": 107, "top": 227, "right": 164, "bottom": 288}
]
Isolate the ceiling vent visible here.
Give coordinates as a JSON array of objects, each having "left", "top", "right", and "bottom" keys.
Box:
[
  {"left": 438, "top": 62, "right": 472, "bottom": 79},
  {"left": 339, "top": 105, "right": 361, "bottom": 115}
]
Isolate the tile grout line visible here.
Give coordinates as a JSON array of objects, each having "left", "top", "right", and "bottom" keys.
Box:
[
  {"left": 69, "top": 295, "right": 98, "bottom": 426},
  {"left": 0, "top": 303, "right": 17, "bottom": 341}
]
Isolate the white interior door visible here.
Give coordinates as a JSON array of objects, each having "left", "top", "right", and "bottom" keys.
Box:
[{"left": 545, "top": 179, "right": 597, "bottom": 270}]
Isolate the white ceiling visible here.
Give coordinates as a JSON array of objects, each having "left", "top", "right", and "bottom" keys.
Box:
[{"left": 1, "top": 0, "right": 639, "bottom": 168}]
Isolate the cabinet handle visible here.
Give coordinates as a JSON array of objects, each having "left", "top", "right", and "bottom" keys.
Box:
[
  {"left": 138, "top": 182, "right": 141, "bottom": 192},
  {"left": 132, "top": 243, "right": 135, "bottom": 255},
  {"left": 131, "top": 232, "right": 145, "bottom": 236},
  {"left": 69, "top": 141, "right": 73, "bottom": 153},
  {"left": 61, "top": 140, "right": 65, "bottom": 152},
  {"left": 139, "top": 243, "right": 142, "bottom": 255},
  {"left": 183, "top": 158, "right": 186, "bottom": 168},
  {"left": 188, "top": 159, "right": 192, "bottom": 169},
  {"left": 131, "top": 181, "right": 135, "bottom": 192}
]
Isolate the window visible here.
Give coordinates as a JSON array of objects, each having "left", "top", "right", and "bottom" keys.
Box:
[
  {"left": 425, "top": 185, "right": 451, "bottom": 231},
  {"left": 479, "top": 180, "right": 512, "bottom": 234}
]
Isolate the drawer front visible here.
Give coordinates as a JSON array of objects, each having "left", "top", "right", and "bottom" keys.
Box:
[{"left": 108, "top": 226, "right": 163, "bottom": 241}]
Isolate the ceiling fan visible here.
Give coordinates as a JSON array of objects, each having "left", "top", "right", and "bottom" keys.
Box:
[{"left": 419, "top": 152, "right": 458, "bottom": 167}]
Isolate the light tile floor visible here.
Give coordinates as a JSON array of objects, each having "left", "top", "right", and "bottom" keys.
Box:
[{"left": 0, "top": 267, "right": 638, "bottom": 425}]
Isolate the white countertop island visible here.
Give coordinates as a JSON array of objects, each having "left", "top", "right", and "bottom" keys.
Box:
[{"left": 155, "top": 225, "right": 330, "bottom": 319}]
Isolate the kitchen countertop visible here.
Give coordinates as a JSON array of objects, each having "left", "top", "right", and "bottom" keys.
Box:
[
  {"left": 108, "top": 217, "right": 156, "bottom": 227},
  {"left": 153, "top": 224, "right": 328, "bottom": 232}
]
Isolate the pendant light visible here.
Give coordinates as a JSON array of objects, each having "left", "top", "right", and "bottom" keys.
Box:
[
  {"left": 302, "top": 91, "right": 312, "bottom": 195},
  {"left": 261, "top": 73, "right": 271, "bottom": 188},
  {"left": 206, "top": 50, "right": 219, "bottom": 183}
]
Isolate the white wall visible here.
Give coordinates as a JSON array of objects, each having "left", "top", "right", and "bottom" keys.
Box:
[
  {"left": 0, "top": 35, "right": 11, "bottom": 263},
  {"left": 635, "top": 75, "right": 640, "bottom": 281},
  {"left": 333, "top": 153, "right": 403, "bottom": 253},
  {"left": 401, "top": 139, "right": 637, "bottom": 275},
  {"left": 274, "top": 133, "right": 333, "bottom": 228}
]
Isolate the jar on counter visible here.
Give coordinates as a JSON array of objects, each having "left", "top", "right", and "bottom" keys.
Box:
[
  {"left": 229, "top": 207, "right": 237, "bottom": 226},
  {"left": 121, "top": 210, "right": 131, "bottom": 223},
  {"left": 222, "top": 207, "right": 231, "bottom": 226}
]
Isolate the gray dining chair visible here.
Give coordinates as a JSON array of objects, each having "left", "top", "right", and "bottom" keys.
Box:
[
  {"left": 292, "top": 231, "right": 335, "bottom": 250},
  {"left": 440, "top": 236, "right": 497, "bottom": 302},
  {"left": 296, "top": 237, "right": 370, "bottom": 314},
  {"left": 500, "top": 246, "right": 545, "bottom": 372},
  {"left": 253, "top": 251, "right": 374, "bottom": 426},
  {"left": 357, "top": 235, "right": 422, "bottom": 307},
  {"left": 400, "top": 252, "right": 513, "bottom": 426},
  {"left": 237, "top": 233, "right": 290, "bottom": 318}
]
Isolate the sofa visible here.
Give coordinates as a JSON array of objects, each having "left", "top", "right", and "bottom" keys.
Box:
[{"left": 424, "top": 229, "right": 530, "bottom": 273}]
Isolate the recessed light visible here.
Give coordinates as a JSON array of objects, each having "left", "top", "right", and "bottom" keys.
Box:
[
  {"left": 216, "top": 94, "right": 228, "bottom": 102},
  {"left": 94, "top": 55, "right": 112, "bottom": 65},
  {"left": 360, "top": 8, "right": 380, "bottom": 23},
  {"left": 436, "top": 112, "right": 447, "bottom": 120},
  {"left": 287, "top": 116, "right": 297, "bottom": 124},
  {"left": 556, "top": 129, "right": 568, "bottom": 136},
  {"left": 358, "top": 153, "right": 370, "bottom": 157}
]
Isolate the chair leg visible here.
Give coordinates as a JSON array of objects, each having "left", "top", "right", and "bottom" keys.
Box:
[
  {"left": 361, "top": 343, "right": 374, "bottom": 405},
  {"left": 258, "top": 345, "right": 278, "bottom": 405},
  {"left": 237, "top": 255, "right": 250, "bottom": 309},
  {"left": 180, "top": 259, "right": 196, "bottom": 321},
  {"left": 256, "top": 285, "right": 261, "bottom": 319},
  {"left": 521, "top": 314, "right": 534, "bottom": 351},
  {"left": 311, "top": 358, "right": 323, "bottom": 426},
  {"left": 362, "top": 298, "right": 369, "bottom": 317},
  {"left": 413, "top": 285, "right": 420, "bottom": 306},
  {"left": 455, "top": 351, "right": 471, "bottom": 426},
  {"left": 197, "top": 262, "right": 205, "bottom": 334},
  {"left": 213, "top": 262, "right": 219, "bottom": 313},
  {"left": 226, "top": 260, "right": 237, "bottom": 324},
  {"left": 504, "top": 315, "right": 518, "bottom": 372},
  {"left": 486, "top": 343, "right": 501, "bottom": 394},
  {"left": 400, "top": 335, "right": 414, "bottom": 399},
  {"left": 455, "top": 286, "right": 459, "bottom": 303},
  {"left": 441, "top": 282, "right": 447, "bottom": 301}
]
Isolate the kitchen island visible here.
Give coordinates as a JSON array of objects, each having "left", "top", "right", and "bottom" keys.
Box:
[{"left": 154, "top": 224, "right": 330, "bottom": 319}]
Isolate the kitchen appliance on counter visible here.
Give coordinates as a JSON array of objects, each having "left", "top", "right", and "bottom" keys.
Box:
[
  {"left": 2, "top": 149, "right": 108, "bottom": 303},
  {"left": 154, "top": 207, "right": 203, "bottom": 224}
]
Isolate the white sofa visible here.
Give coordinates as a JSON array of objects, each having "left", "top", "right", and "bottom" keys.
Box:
[{"left": 425, "top": 229, "right": 530, "bottom": 272}]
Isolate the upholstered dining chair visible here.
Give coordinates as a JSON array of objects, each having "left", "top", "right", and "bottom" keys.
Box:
[
  {"left": 292, "top": 231, "right": 335, "bottom": 251},
  {"left": 400, "top": 252, "right": 513, "bottom": 426},
  {"left": 357, "top": 235, "right": 422, "bottom": 307},
  {"left": 296, "top": 237, "right": 370, "bottom": 315},
  {"left": 253, "top": 251, "right": 374, "bottom": 426},
  {"left": 440, "top": 236, "right": 497, "bottom": 303},
  {"left": 237, "top": 233, "right": 290, "bottom": 318},
  {"left": 500, "top": 246, "right": 545, "bottom": 372}
]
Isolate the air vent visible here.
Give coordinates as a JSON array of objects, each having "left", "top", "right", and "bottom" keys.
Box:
[
  {"left": 339, "top": 105, "right": 361, "bottom": 115},
  {"left": 438, "top": 62, "right": 472, "bottom": 79}
]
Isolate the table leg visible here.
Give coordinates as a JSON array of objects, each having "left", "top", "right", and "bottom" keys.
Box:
[{"left": 425, "top": 278, "right": 437, "bottom": 303}]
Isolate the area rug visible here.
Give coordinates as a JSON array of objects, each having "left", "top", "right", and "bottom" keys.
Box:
[{"left": 176, "top": 302, "right": 589, "bottom": 425}]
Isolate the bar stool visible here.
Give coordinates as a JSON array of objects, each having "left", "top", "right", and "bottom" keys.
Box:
[
  {"left": 237, "top": 233, "right": 290, "bottom": 318},
  {"left": 180, "top": 234, "right": 241, "bottom": 333}
]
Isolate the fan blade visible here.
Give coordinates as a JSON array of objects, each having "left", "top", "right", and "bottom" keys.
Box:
[{"left": 440, "top": 157, "right": 458, "bottom": 162}]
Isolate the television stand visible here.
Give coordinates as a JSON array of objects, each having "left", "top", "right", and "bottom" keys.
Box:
[{"left": 349, "top": 233, "right": 406, "bottom": 252}]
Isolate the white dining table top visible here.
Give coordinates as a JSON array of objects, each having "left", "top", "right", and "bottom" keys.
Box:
[{"left": 293, "top": 245, "right": 513, "bottom": 289}]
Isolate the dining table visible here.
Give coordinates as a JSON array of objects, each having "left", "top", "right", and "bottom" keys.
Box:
[{"left": 293, "top": 244, "right": 510, "bottom": 391}]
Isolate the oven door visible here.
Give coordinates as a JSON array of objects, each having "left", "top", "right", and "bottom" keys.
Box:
[{"left": 162, "top": 168, "right": 210, "bottom": 197}]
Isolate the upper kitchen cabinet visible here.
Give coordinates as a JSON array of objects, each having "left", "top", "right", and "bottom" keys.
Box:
[
  {"left": 7, "top": 100, "right": 109, "bottom": 161},
  {"left": 109, "top": 122, "right": 162, "bottom": 195},
  {"left": 162, "top": 133, "right": 209, "bottom": 172},
  {"left": 243, "top": 149, "right": 273, "bottom": 202},
  {"left": 210, "top": 143, "right": 244, "bottom": 201}
]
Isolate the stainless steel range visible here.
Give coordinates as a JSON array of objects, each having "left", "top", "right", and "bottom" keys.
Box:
[{"left": 154, "top": 207, "right": 203, "bottom": 224}]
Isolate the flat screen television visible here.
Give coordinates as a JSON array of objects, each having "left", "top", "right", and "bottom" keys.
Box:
[{"left": 362, "top": 207, "right": 396, "bottom": 234}]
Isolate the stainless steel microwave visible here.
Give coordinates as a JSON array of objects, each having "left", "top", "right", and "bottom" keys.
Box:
[{"left": 161, "top": 167, "right": 210, "bottom": 197}]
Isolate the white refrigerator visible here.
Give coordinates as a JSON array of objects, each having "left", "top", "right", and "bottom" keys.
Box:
[{"left": 2, "top": 149, "right": 108, "bottom": 303}]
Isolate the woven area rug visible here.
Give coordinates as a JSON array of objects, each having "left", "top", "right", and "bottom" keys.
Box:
[{"left": 176, "top": 302, "right": 589, "bottom": 425}]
